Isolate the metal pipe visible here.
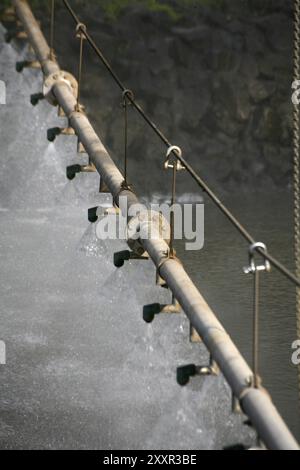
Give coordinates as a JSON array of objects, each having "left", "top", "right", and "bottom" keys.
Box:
[
  {"left": 13, "top": 0, "right": 59, "bottom": 76},
  {"left": 12, "top": 0, "right": 299, "bottom": 450}
]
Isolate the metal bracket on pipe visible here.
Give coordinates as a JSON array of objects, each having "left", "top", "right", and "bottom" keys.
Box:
[
  {"left": 77, "top": 139, "right": 87, "bottom": 154},
  {"left": 66, "top": 163, "right": 96, "bottom": 181},
  {"left": 58, "top": 106, "right": 66, "bottom": 117},
  {"left": 47, "top": 126, "right": 75, "bottom": 142},
  {"left": 190, "top": 324, "right": 202, "bottom": 343},
  {"left": 176, "top": 356, "right": 219, "bottom": 386},
  {"left": 156, "top": 263, "right": 169, "bottom": 288},
  {"left": 232, "top": 394, "right": 242, "bottom": 414},
  {"left": 99, "top": 178, "right": 110, "bottom": 193},
  {"left": 5, "top": 17, "right": 42, "bottom": 41},
  {"left": 43, "top": 71, "right": 78, "bottom": 107},
  {"left": 143, "top": 297, "right": 181, "bottom": 323},
  {"left": 5, "top": 26, "right": 27, "bottom": 43},
  {"left": 47, "top": 120, "right": 87, "bottom": 146},
  {"left": 114, "top": 250, "right": 149, "bottom": 268},
  {"left": 1, "top": 7, "right": 16, "bottom": 23},
  {"left": 16, "top": 60, "right": 41, "bottom": 72},
  {"left": 88, "top": 203, "right": 120, "bottom": 224}
]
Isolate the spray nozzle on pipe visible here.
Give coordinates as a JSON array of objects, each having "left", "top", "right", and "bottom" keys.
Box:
[
  {"left": 16, "top": 61, "right": 25, "bottom": 72},
  {"left": 176, "top": 364, "right": 197, "bottom": 386},
  {"left": 30, "top": 93, "right": 44, "bottom": 106},
  {"left": 66, "top": 164, "right": 82, "bottom": 180},
  {"left": 47, "top": 126, "right": 75, "bottom": 142},
  {"left": 88, "top": 207, "right": 99, "bottom": 223},
  {"left": 5, "top": 21, "right": 28, "bottom": 43},
  {"left": 113, "top": 250, "right": 148, "bottom": 268},
  {"left": 143, "top": 298, "right": 181, "bottom": 324},
  {"left": 113, "top": 250, "right": 131, "bottom": 268},
  {"left": 47, "top": 127, "right": 62, "bottom": 142},
  {"left": 16, "top": 60, "right": 41, "bottom": 73},
  {"left": 177, "top": 357, "right": 219, "bottom": 386},
  {"left": 142, "top": 304, "right": 161, "bottom": 323}
]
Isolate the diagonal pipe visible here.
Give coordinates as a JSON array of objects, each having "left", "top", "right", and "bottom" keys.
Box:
[{"left": 11, "top": 0, "right": 299, "bottom": 450}]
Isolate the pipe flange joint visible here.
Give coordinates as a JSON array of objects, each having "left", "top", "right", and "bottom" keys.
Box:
[
  {"left": 126, "top": 209, "right": 170, "bottom": 257},
  {"left": 43, "top": 71, "right": 78, "bottom": 106}
]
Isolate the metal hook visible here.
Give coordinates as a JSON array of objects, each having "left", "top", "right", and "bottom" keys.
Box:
[
  {"left": 75, "top": 22, "right": 87, "bottom": 38},
  {"left": 75, "top": 23, "right": 87, "bottom": 113},
  {"left": 122, "top": 89, "right": 134, "bottom": 104}
]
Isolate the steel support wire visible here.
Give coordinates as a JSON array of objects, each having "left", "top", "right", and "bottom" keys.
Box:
[{"left": 62, "top": 0, "right": 300, "bottom": 289}]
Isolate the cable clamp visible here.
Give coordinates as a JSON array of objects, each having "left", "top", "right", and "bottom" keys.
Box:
[
  {"left": 157, "top": 250, "right": 182, "bottom": 275},
  {"left": 120, "top": 180, "right": 133, "bottom": 191},
  {"left": 67, "top": 108, "right": 84, "bottom": 122}
]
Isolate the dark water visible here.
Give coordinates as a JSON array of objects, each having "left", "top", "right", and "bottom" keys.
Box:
[{"left": 176, "top": 191, "right": 300, "bottom": 440}]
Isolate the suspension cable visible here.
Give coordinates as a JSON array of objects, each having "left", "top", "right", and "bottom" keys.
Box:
[
  {"left": 244, "top": 242, "right": 271, "bottom": 389},
  {"left": 164, "top": 146, "right": 185, "bottom": 258},
  {"left": 62, "top": 0, "right": 300, "bottom": 288},
  {"left": 253, "top": 267, "right": 260, "bottom": 388},
  {"left": 293, "top": 0, "right": 300, "bottom": 401},
  {"left": 123, "top": 92, "right": 129, "bottom": 184},
  {"left": 49, "top": 0, "right": 56, "bottom": 61},
  {"left": 75, "top": 22, "right": 86, "bottom": 112},
  {"left": 122, "top": 89, "right": 134, "bottom": 186}
]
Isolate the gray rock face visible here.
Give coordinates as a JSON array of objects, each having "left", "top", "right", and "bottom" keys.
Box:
[{"left": 34, "top": 0, "right": 293, "bottom": 195}]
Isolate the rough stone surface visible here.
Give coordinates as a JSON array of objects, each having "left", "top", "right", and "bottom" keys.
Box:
[{"left": 26, "top": 0, "right": 293, "bottom": 196}]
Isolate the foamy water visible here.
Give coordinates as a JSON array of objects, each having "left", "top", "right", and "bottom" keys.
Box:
[{"left": 0, "top": 23, "right": 256, "bottom": 449}]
